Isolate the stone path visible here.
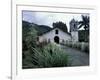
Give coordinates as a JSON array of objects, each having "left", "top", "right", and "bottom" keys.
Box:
[{"left": 60, "top": 45, "right": 89, "bottom": 66}]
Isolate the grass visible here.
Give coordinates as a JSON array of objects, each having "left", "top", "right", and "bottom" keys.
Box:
[{"left": 27, "top": 43, "right": 69, "bottom": 68}]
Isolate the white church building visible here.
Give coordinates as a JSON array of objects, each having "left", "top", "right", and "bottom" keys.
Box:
[{"left": 37, "top": 19, "right": 79, "bottom": 44}]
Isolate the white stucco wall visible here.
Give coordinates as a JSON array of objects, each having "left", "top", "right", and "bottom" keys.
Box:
[
  {"left": 71, "top": 31, "right": 78, "bottom": 42},
  {"left": 38, "top": 28, "right": 71, "bottom": 43}
]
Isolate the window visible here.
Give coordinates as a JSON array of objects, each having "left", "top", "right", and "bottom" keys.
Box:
[{"left": 55, "top": 29, "right": 58, "bottom": 34}]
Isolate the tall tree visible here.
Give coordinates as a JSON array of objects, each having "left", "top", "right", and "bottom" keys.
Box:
[
  {"left": 78, "top": 15, "right": 90, "bottom": 30},
  {"left": 52, "top": 21, "right": 68, "bottom": 32},
  {"left": 78, "top": 15, "right": 90, "bottom": 42}
]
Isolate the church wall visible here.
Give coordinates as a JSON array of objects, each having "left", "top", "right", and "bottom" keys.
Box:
[
  {"left": 38, "top": 28, "right": 71, "bottom": 43},
  {"left": 71, "top": 31, "right": 78, "bottom": 42}
]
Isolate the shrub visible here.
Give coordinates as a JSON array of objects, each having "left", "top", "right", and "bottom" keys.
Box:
[
  {"left": 31, "top": 43, "right": 69, "bottom": 68},
  {"left": 72, "top": 42, "right": 77, "bottom": 48},
  {"left": 37, "top": 40, "right": 48, "bottom": 48},
  {"left": 82, "top": 43, "right": 89, "bottom": 53},
  {"left": 76, "top": 42, "right": 81, "bottom": 50},
  {"left": 66, "top": 41, "right": 72, "bottom": 47},
  {"left": 22, "top": 50, "right": 38, "bottom": 69}
]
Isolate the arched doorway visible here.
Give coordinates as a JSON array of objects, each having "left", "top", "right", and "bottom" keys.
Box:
[{"left": 54, "top": 36, "right": 59, "bottom": 44}]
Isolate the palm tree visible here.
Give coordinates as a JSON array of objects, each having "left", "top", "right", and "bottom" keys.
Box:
[
  {"left": 78, "top": 15, "right": 90, "bottom": 30},
  {"left": 78, "top": 15, "right": 90, "bottom": 42}
]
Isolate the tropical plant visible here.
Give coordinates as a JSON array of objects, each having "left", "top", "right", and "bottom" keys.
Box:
[
  {"left": 31, "top": 43, "right": 69, "bottom": 68},
  {"left": 78, "top": 15, "right": 90, "bottom": 42},
  {"left": 78, "top": 15, "right": 90, "bottom": 30}
]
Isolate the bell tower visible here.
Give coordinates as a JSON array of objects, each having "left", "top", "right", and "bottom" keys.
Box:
[{"left": 70, "top": 18, "right": 78, "bottom": 42}]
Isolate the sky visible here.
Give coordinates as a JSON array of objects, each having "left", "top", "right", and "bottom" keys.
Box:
[{"left": 22, "top": 10, "right": 89, "bottom": 32}]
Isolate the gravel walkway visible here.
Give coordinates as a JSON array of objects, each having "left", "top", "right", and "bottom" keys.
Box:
[{"left": 60, "top": 45, "right": 89, "bottom": 66}]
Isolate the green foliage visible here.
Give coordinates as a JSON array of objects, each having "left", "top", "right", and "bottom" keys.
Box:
[
  {"left": 22, "top": 50, "right": 39, "bottom": 68},
  {"left": 22, "top": 21, "right": 69, "bottom": 69},
  {"left": 77, "top": 15, "right": 90, "bottom": 42},
  {"left": 30, "top": 43, "right": 69, "bottom": 68},
  {"left": 52, "top": 21, "right": 68, "bottom": 32},
  {"left": 78, "top": 30, "right": 89, "bottom": 42},
  {"left": 22, "top": 20, "right": 52, "bottom": 36},
  {"left": 35, "top": 25, "right": 52, "bottom": 35},
  {"left": 33, "top": 44, "right": 68, "bottom": 67},
  {"left": 22, "top": 21, "right": 39, "bottom": 68},
  {"left": 81, "top": 43, "right": 89, "bottom": 53},
  {"left": 23, "top": 25, "right": 38, "bottom": 49},
  {"left": 78, "top": 15, "right": 90, "bottom": 30}
]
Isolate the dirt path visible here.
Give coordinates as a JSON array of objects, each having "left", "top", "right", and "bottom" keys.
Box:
[{"left": 60, "top": 45, "right": 89, "bottom": 66}]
